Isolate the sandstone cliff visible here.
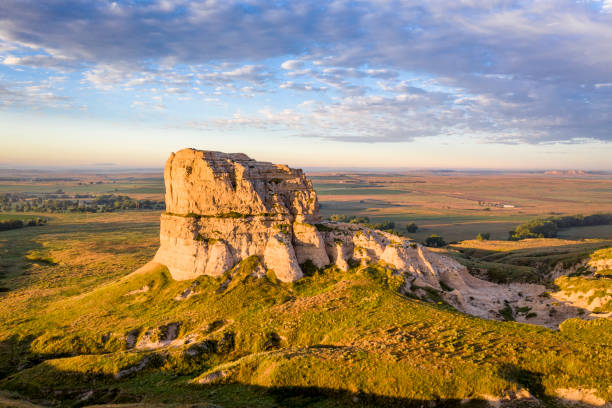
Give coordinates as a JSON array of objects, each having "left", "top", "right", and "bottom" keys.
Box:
[
  {"left": 154, "top": 148, "right": 323, "bottom": 282},
  {"left": 152, "top": 148, "right": 598, "bottom": 328},
  {"left": 154, "top": 148, "right": 476, "bottom": 290}
]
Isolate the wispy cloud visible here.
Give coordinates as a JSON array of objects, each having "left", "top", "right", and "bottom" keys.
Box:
[{"left": 1, "top": 0, "right": 612, "bottom": 143}]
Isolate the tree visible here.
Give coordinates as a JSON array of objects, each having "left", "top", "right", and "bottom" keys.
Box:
[
  {"left": 406, "top": 222, "right": 418, "bottom": 233},
  {"left": 424, "top": 234, "right": 446, "bottom": 247},
  {"left": 476, "top": 232, "right": 490, "bottom": 241},
  {"left": 509, "top": 219, "right": 558, "bottom": 240}
]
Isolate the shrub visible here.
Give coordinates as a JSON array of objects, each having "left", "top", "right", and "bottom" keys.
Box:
[
  {"left": 476, "top": 232, "right": 490, "bottom": 241},
  {"left": 329, "top": 214, "right": 370, "bottom": 224},
  {"left": 0, "top": 219, "right": 24, "bottom": 231},
  {"left": 509, "top": 219, "right": 558, "bottom": 240},
  {"left": 509, "top": 213, "right": 612, "bottom": 240},
  {"left": 424, "top": 234, "right": 446, "bottom": 248},
  {"left": 406, "top": 222, "right": 418, "bottom": 233}
]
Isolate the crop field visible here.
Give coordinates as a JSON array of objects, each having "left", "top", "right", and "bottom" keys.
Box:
[
  {"left": 310, "top": 172, "right": 612, "bottom": 242},
  {"left": 1, "top": 169, "right": 611, "bottom": 243},
  {"left": 0, "top": 171, "right": 164, "bottom": 200}
]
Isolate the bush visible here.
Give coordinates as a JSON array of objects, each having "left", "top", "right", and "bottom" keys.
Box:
[
  {"left": 476, "top": 232, "right": 490, "bottom": 241},
  {"left": 329, "top": 214, "right": 370, "bottom": 224},
  {"left": 328, "top": 214, "right": 395, "bottom": 232},
  {"left": 406, "top": 222, "right": 418, "bottom": 233},
  {"left": 0, "top": 218, "right": 46, "bottom": 231},
  {"left": 424, "top": 234, "right": 446, "bottom": 248},
  {"left": 0, "top": 219, "right": 23, "bottom": 231}
]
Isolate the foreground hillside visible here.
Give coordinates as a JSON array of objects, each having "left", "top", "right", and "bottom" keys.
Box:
[{"left": 0, "top": 212, "right": 611, "bottom": 407}]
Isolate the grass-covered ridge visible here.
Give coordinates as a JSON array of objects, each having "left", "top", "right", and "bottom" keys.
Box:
[
  {"left": 1, "top": 211, "right": 611, "bottom": 407},
  {"left": 448, "top": 238, "right": 612, "bottom": 284}
]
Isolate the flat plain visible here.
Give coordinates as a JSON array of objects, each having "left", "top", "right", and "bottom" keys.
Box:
[
  {"left": 311, "top": 171, "right": 612, "bottom": 242},
  {"left": 0, "top": 169, "right": 611, "bottom": 406},
  {"left": 2, "top": 169, "right": 611, "bottom": 243}
]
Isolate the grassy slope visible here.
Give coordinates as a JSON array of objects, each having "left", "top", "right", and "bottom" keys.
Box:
[
  {"left": 0, "top": 212, "right": 611, "bottom": 407},
  {"left": 446, "top": 238, "right": 612, "bottom": 284}
]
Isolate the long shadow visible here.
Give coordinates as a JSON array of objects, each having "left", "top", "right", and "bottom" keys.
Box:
[
  {"left": 0, "top": 334, "right": 607, "bottom": 408},
  {"left": 0, "top": 355, "right": 496, "bottom": 408},
  {"left": 0, "top": 338, "right": 586, "bottom": 408},
  {"left": 0, "top": 227, "right": 47, "bottom": 293},
  {"left": 0, "top": 335, "right": 37, "bottom": 380}
]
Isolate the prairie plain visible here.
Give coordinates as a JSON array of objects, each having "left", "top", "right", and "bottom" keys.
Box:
[
  {"left": 0, "top": 168, "right": 611, "bottom": 407},
  {"left": 3, "top": 169, "right": 611, "bottom": 242},
  {"left": 313, "top": 171, "right": 612, "bottom": 242}
]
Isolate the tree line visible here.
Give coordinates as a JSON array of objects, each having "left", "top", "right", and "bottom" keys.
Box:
[
  {"left": 0, "top": 217, "right": 47, "bottom": 232},
  {"left": 509, "top": 213, "right": 612, "bottom": 240},
  {"left": 0, "top": 193, "right": 165, "bottom": 213}
]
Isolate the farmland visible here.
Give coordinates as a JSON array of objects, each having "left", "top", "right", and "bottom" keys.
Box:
[
  {"left": 311, "top": 171, "right": 612, "bottom": 242},
  {"left": 1, "top": 169, "right": 611, "bottom": 243}
]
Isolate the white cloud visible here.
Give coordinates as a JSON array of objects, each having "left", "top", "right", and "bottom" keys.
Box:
[
  {"left": 2, "top": 0, "right": 612, "bottom": 143},
  {"left": 281, "top": 59, "right": 304, "bottom": 70},
  {"left": 279, "top": 81, "right": 327, "bottom": 92}
]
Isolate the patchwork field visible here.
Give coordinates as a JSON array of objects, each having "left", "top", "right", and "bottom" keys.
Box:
[
  {"left": 2, "top": 169, "right": 610, "bottom": 243},
  {"left": 311, "top": 172, "right": 612, "bottom": 242},
  {"left": 0, "top": 171, "right": 164, "bottom": 199}
]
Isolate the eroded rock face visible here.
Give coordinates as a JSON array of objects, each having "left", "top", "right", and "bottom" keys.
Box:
[
  {"left": 153, "top": 148, "right": 476, "bottom": 288},
  {"left": 155, "top": 148, "right": 321, "bottom": 282},
  {"left": 153, "top": 148, "right": 598, "bottom": 328},
  {"left": 163, "top": 149, "right": 319, "bottom": 222}
]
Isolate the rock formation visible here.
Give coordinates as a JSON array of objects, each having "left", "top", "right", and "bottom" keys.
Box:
[
  {"left": 154, "top": 148, "right": 475, "bottom": 289},
  {"left": 152, "top": 148, "right": 598, "bottom": 328}
]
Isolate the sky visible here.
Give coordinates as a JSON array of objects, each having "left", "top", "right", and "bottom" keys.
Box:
[{"left": 1, "top": 0, "right": 612, "bottom": 170}]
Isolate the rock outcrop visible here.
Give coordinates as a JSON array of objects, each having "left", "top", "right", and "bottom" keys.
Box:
[
  {"left": 154, "top": 148, "right": 477, "bottom": 288},
  {"left": 153, "top": 148, "right": 595, "bottom": 328},
  {"left": 154, "top": 148, "right": 324, "bottom": 281}
]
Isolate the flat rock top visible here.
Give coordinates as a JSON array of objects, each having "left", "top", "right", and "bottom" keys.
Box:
[{"left": 164, "top": 148, "right": 320, "bottom": 222}]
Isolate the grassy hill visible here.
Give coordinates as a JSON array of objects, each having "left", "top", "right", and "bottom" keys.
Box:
[{"left": 0, "top": 212, "right": 611, "bottom": 407}]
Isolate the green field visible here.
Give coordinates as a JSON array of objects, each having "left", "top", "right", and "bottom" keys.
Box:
[
  {"left": 0, "top": 170, "right": 611, "bottom": 407},
  {"left": 0, "top": 172, "right": 164, "bottom": 199},
  {"left": 0, "top": 210, "right": 611, "bottom": 407},
  {"left": 311, "top": 172, "right": 612, "bottom": 242}
]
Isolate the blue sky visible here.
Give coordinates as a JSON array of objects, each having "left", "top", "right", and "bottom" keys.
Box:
[{"left": 1, "top": 0, "right": 612, "bottom": 169}]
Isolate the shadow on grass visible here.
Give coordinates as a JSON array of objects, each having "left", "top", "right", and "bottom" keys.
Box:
[
  {"left": 0, "top": 331, "right": 607, "bottom": 408},
  {"left": 0, "top": 228, "right": 47, "bottom": 293},
  {"left": 448, "top": 240, "right": 611, "bottom": 285},
  {"left": 0, "top": 340, "right": 566, "bottom": 408}
]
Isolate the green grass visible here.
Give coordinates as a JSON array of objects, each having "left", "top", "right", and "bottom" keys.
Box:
[
  {"left": 591, "top": 247, "right": 612, "bottom": 262},
  {"left": 555, "top": 275, "right": 612, "bottom": 312},
  {"left": 558, "top": 224, "right": 612, "bottom": 239},
  {"left": 0, "top": 212, "right": 611, "bottom": 406},
  {"left": 447, "top": 238, "right": 612, "bottom": 284}
]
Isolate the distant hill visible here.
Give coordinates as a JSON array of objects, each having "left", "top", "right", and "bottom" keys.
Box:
[{"left": 544, "top": 170, "right": 590, "bottom": 176}]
